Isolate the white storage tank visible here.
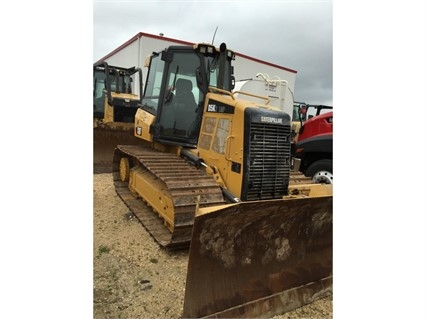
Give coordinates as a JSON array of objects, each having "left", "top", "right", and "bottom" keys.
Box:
[{"left": 233, "top": 73, "right": 293, "bottom": 118}]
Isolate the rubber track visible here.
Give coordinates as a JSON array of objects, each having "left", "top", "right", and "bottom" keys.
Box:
[{"left": 112, "top": 145, "right": 225, "bottom": 250}]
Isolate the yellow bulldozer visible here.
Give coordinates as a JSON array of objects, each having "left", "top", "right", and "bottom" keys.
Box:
[
  {"left": 93, "top": 62, "right": 144, "bottom": 173},
  {"left": 110, "top": 42, "right": 332, "bottom": 317}
]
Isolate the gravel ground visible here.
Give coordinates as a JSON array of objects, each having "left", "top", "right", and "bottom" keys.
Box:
[{"left": 93, "top": 173, "right": 332, "bottom": 318}]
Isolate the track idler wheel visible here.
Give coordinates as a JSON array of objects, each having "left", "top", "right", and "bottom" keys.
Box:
[{"left": 119, "top": 157, "right": 130, "bottom": 182}]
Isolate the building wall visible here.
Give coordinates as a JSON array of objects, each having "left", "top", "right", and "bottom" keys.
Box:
[{"left": 104, "top": 40, "right": 140, "bottom": 68}]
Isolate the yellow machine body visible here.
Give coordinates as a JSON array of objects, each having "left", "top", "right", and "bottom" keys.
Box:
[{"left": 109, "top": 42, "right": 333, "bottom": 317}]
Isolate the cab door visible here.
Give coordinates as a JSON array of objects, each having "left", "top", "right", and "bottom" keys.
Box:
[{"left": 154, "top": 50, "right": 205, "bottom": 147}]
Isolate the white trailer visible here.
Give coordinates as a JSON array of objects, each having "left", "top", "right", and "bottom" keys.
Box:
[{"left": 96, "top": 32, "right": 298, "bottom": 110}]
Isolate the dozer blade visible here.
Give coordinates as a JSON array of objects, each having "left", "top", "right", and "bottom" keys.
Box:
[
  {"left": 93, "top": 126, "right": 140, "bottom": 174},
  {"left": 183, "top": 195, "right": 332, "bottom": 318}
]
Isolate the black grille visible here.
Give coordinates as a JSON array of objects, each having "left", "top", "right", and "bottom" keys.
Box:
[
  {"left": 244, "top": 122, "right": 291, "bottom": 201},
  {"left": 113, "top": 103, "right": 139, "bottom": 123}
]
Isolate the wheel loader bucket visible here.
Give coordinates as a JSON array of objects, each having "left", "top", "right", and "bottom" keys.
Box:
[
  {"left": 93, "top": 126, "right": 139, "bottom": 174},
  {"left": 183, "top": 195, "right": 332, "bottom": 318}
]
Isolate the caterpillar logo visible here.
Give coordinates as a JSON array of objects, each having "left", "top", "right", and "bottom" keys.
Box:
[{"left": 261, "top": 116, "right": 283, "bottom": 124}]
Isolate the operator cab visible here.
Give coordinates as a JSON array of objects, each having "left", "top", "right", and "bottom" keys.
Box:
[
  {"left": 141, "top": 43, "right": 235, "bottom": 147},
  {"left": 93, "top": 62, "right": 142, "bottom": 122}
]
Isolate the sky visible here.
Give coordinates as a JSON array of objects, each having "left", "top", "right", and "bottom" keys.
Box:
[{"left": 93, "top": 0, "right": 333, "bottom": 106}]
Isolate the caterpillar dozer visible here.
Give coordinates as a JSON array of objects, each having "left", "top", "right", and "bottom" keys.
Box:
[
  {"left": 111, "top": 43, "right": 332, "bottom": 317},
  {"left": 93, "top": 62, "right": 143, "bottom": 173}
]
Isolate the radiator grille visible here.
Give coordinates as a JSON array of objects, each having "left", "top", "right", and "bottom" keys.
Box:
[{"left": 245, "top": 123, "right": 291, "bottom": 201}]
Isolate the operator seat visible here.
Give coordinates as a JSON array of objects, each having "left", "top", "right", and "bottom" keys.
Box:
[{"left": 173, "top": 79, "right": 198, "bottom": 135}]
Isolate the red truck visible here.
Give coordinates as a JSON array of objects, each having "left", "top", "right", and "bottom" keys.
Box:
[{"left": 293, "top": 104, "right": 333, "bottom": 184}]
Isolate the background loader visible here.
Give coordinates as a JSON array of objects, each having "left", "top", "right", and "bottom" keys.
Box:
[
  {"left": 107, "top": 42, "right": 332, "bottom": 317},
  {"left": 93, "top": 62, "right": 143, "bottom": 173}
]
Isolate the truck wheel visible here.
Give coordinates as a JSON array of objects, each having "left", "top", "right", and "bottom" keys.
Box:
[{"left": 305, "top": 159, "right": 333, "bottom": 184}]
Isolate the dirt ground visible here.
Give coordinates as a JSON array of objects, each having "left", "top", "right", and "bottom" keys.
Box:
[{"left": 93, "top": 173, "right": 332, "bottom": 318}]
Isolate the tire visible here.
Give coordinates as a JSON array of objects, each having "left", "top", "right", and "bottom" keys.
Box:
[{"left": 305, "top": 159, "right": 333, "bottom": 184}]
